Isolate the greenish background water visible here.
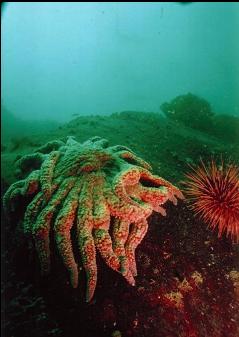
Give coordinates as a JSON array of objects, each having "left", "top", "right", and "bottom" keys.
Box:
[{"left": 2, "top": 2, "right": 239, "bottom": 124}]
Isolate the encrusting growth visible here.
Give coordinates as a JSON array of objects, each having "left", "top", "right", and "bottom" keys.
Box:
[{"left": 3, "top": 136, "right": 183, "bottom": 302}]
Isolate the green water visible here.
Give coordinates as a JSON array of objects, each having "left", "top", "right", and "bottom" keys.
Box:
[
  {"left": 1, "top": 2, "right": 239, "bottom": 126},
  {"left": 1, "top": 1, "right": 239, "bottom": 186}
]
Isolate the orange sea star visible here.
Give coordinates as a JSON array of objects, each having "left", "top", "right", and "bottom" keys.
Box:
[{"left": 3, "top": 136, "right": 183, "bottom": 301}]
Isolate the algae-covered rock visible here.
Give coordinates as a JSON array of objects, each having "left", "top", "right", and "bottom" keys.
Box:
[{"left": 161, "top": 93, "right": 214, "bottom": 132}]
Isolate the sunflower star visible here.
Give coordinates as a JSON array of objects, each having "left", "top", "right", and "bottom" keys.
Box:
[{"left": 3, "top": 136, "right": 183, "bottom": 302}]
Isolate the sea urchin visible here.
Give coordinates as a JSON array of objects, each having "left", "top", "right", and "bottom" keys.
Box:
[{"left": 184, "top": 159, "right": 239, "bottom": 243}]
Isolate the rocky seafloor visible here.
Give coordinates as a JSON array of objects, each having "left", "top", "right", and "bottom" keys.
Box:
[{"left": 1, "top": 111, "right": 239, "bottom": 337}]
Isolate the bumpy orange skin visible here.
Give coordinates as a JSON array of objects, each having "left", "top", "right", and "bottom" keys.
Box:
[{"left": 3, "top": 136, "right": 183, "bottom": 301}]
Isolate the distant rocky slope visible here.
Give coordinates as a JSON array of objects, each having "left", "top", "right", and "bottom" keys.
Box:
[
  {"left": 1, "top": 105, "right": 58, "bottom": 142},
  {"left": 1, "top": 110, "right": 238, "bottom": 186}
]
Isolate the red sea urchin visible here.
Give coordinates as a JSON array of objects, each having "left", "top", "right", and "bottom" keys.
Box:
[{"left": 184, "top": 159, "right": 239, "bottom": 243}]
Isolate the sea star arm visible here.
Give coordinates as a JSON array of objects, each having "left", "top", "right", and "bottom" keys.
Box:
[
  {"left": 112, "top": 218, "right": 135, "bottom": 285},
  {"left": 93, "top": 227, "right": 120, "bottom": 271},
  {"left": 54, "top": 180, "right": 82, "bottom": 288},
  {"left": 114, "top": 167, "right": 142, "bottom": 205},
  {"left": 77, "top": 178, "right": 97, "bottom": 302},
  {"left": 35, "top": 140, "right": 65, "bottom": 154},
  {"left": 15, "top": 153, "right": 46, "bottom": 177},
  {"left": 118, "top": 151, "right": 152, "bottom": 171},
  {"left": 77, "top": 226, "right": 96, "bottom": 302},
  {"left": 3, "top": 170, "right": 40, "bottom": 213},
  {"left": 32, "top": 177, "right": 76, "bottom": 274},
  {"left": 40, "top": 151, "right": 61, "bottom": 201},
  {"left": 108, "top": 145, "right": 136, "bottom": 153},
  {"left": 23, "top": 192, "right": 44, "bottom": 235},
  {"left": 92, "top": 175, "right": 120, "bottom": 272},
  {"left": 3, "top": 180, "right": 25, "bottom": 213},
  {"left": 82, "top": 136, "right": 109, "bottom": 149},
  {"left": 137, "top": 186, "right": 169, "bottom": 215},
  {"left": 138, "top": 168, "right": 184, "bottom": 203},
  {"left": 125, "top": 218, "right": 149, "bottom": 277},
  {"left": 105, "top": 184, "right": 151, "bottom": 223}
]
